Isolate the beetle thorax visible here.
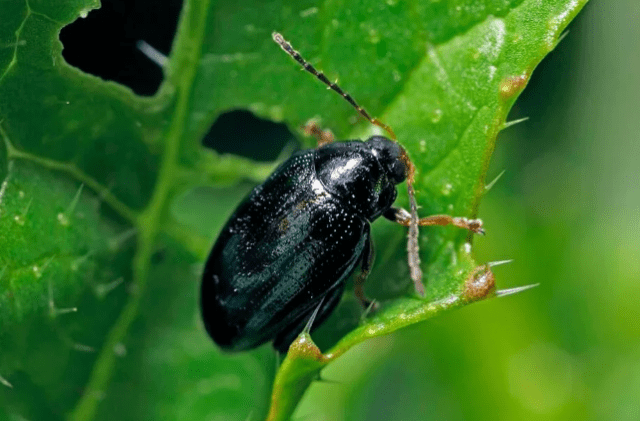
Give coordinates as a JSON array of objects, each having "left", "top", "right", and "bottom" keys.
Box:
[{"left": 314, "top": 138, "right": 405, "bottom": 221}]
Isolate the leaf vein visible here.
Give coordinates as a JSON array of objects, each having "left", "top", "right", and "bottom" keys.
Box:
[
  {"left": 0, "top": 4, "right": 30, "bottom": 85},
  {"left": 0, "top": 124, "right": 139, "bottom": 224}
]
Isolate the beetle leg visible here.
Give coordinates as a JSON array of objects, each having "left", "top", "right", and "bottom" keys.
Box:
[
  {"left": 302, "top": 120, "right": 335, "bottom": 147},
  {"left": 383, "top": 207, "right": 485, "bottom": 235},
  {"left": 354, "top": 231, "right": 378, "bottom": 310}
]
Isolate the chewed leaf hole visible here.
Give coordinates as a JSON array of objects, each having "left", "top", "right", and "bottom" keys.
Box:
[
  {"left": 60, "top": 0, "right": 183, "bottom": 96},
  {"left": 203, "top": 110, "right": 296, "bottom": 162}
]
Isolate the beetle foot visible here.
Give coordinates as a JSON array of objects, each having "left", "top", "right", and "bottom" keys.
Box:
[
  {"left": 302, "top": 120, "right": 335, "bottom": 147},
  {"left": 355, "top": 290, "right": 379, "bottom": 310},
  {"left": 392, "top": 212, "right": 486, "bottom": 236},
  {"left": 452, "top": 217, "right": 485, "bottom": 235},
  {"left": 360, "top": 299, "right": 379, "bottom": 320}
]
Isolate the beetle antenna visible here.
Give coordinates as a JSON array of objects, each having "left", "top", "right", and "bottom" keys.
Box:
[
  {"left": 274, "top": 32, "right": 425, "bottom": 290},
  {"left": 397, "top": 150, "right": 424, "bottom": 294},
  {"left": 406, "top": 178, "right": 424, "bottom": 296},
  {"left": 273, "top": 32, "right": 397, "bottom": 140}
]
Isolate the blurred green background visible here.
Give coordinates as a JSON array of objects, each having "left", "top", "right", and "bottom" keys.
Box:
[{"left": 290, "top": 1, "right": 640, "bottom": 419}]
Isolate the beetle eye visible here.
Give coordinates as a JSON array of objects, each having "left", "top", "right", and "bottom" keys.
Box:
[{"left": 388, "top": 159, "right": 407, "bottom": 184}]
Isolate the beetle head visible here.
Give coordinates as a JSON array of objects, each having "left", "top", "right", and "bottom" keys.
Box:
[{"left": 366, "top": 136, "right": 407, "bottom": 185}]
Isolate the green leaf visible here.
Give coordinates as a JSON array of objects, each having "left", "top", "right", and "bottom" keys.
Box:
[{"left": 0, "top": 0, "right": 588, "bottom": 420}]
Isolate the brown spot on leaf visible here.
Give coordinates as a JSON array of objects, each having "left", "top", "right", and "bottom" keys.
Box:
[
  {"left": 499, "top": 74, "right": 529, "bottom": 98},
  {"left": 462, "top": 264, "right": 496, "bottom": 302}
]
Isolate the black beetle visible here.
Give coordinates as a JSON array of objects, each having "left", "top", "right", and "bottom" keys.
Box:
[{"left": 201, "top": 33, "right": 484, "bottom": 353}]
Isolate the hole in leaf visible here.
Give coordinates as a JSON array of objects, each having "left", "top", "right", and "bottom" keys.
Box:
[
  {"left": 60, "top": 0, "right": 183, "bottom": 96},
  {"left": 203, "top": 110, "right": 296, "bottom": 162}
]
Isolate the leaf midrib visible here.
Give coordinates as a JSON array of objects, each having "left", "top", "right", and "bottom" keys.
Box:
[{"left": 66, "top": 0, "right": 213, "bottom": 419}]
